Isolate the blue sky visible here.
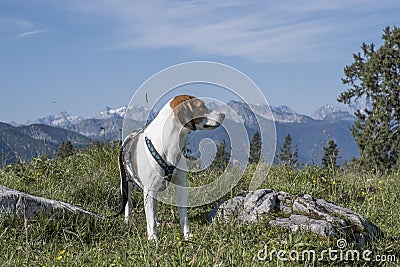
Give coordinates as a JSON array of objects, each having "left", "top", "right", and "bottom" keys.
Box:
[{"left": 1, "top": 0, "right": 400, "bottom": 124}]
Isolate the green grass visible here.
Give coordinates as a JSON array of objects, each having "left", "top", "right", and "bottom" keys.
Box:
[{"left": 0, "top": 143, "right": 399, "bottom": 266}]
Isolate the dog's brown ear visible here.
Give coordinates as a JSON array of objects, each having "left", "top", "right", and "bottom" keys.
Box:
[{"left": 170, "top": 95, "right": 196, "bottom": 130}]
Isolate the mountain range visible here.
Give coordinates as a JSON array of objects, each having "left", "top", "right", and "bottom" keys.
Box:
[
  {"left": 1, "top": 102, "right": 360, "bottom": 166},
  {"left": 0, "top": 122, "right": 91, "bottom": 165}
]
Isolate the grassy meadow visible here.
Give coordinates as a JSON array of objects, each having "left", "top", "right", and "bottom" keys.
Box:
[{"left": 0, "top": 143, "right": 399, "bottom": 266}]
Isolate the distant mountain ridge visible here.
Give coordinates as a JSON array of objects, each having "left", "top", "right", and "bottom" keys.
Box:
[
  {"left": 26, "top": 111, "right": 83, "bottom": 127},
  {"left": 24, "top": 102, "right": 356, "bottom": 128},
  {"left": 312, "top": 104, "right": 356, "bottom": 121},
  {"left": 3, "top": 101, "right": 361, "bottom": 165},
  {"left": 0, "top": 122, "right": 90, "bottom": 165}
]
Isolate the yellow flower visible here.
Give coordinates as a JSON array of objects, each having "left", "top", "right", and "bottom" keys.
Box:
[
  {"left": 378, "top": 180, "right": 383, "bottom": 184},
  {"left": 60, "top": 250, "right": 65, "bottom": 255},
  {"left": 56, "top": 255, "right": 63, "bottom": 261},
  {"left": 36, "top": 171, "right": 41, "bottom": 176},
  {"left": 331, "top": 181, "right": 336, "bottom": 185},
  {"left": 361, "top": 191, "right": 366, "bottom": 196},
  {"left": 378, "top": 187, "right": 383, "bottom": 191},
  {"left": 175, "top": 233, "right": 182, "bottom": 241}
]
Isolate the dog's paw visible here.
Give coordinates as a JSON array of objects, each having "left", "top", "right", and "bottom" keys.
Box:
[
  {"left": 184, "top": 233, "right": 193, "bottom": 241},
  {"left": 148, "top": 234, "right": 158, "bottom": 241}
]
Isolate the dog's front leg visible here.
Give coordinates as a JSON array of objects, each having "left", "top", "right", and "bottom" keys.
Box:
[
  {"left": 144, "top": 192, "right": 158, "bottom": 240},
  {"left": 178, "top": 205, "right": 190, "bottom": 240},
  {"left": 174, "top": 170, "right": 191, "bottom": 240}
]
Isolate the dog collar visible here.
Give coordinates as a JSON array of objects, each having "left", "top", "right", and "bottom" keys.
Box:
[
  {"left": 145, "top": 136, "right": 176, "bottom": 182},
  {"left": 184, "top": 120, "right": 196, "bottom": 131}
]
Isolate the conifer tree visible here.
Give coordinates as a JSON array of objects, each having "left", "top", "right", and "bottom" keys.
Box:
[
  {"left": 277, "top": 133, "right": 298, "bottom": 167},
  {"left": 212, "top": 140, "right": 231, "bottom": 170},
  {"left": 58, "top": 140, "right": 74, "bottom": 159},
  {"left": 322, "top": 139, "right": 340, "bottom": 169},
  {"left": 338, "top": 26, "right": 400, "bottom": 172},
  {"left": 249, "top": 131, "right": 262, "bottom": 164}
]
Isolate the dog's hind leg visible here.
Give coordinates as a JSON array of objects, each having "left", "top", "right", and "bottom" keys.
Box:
[
  {"left": 124, "top": 182, "right": 133, "bottom": 223},
  {"left": 174, "top": 170, "right": 191, "bottom": 240}
]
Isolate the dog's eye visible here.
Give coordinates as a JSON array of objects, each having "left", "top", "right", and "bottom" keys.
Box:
[
  {"left": 193, "top": 117, "right": 205, "bottom": 124},
  {"left": 200, "top": 104, "right": 208, "bottom": 112}
]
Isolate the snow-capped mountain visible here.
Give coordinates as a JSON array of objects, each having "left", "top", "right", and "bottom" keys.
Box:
[
  {"left": 312, "top": 104, "right": 356, "bottom": 121},
  {"left": 25, "top": 101, "right": 358, "bottom": 130},
  {"left": 95, "top": 106, "right": 127, "bottom": 120},
  {"left": 272, "top": 105, "right": 294, "bottom": 114},
  {"left": 252, "top": 103, "right": 313, "bottom": 123},
  {"left": 212, "top": 101, "right": 313, "bottom": 124},
  {"left": 26, "top": 111, "right": 83, "bottom": 127},
  {"left": 95, "top": 105, "right": 155, "bottom": 122}
]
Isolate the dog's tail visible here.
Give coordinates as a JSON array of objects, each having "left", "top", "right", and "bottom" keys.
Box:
[{"left": 115, "top": 147, "right": 129, "bottom": 217}]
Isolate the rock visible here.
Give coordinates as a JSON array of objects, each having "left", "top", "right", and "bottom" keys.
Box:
[
  {"left": 209, "top": 189, "right": 380, "bottom": 247},
  {"left": 0, "top": 185, "right": 96, "bottom": 219}
]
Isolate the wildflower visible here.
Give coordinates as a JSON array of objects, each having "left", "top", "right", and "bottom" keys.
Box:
[
  {"left": 378, "top": 180, "right": 383, "bottom": 184},
  {"left": 60, "top": 250, "right": 65, "bottom": 255},
  {"left": 56, "top": 255, "right": 63, "bottom": 261},
  {"left": 36, "top": 171, "right": 41, "bottom": 176},
  {"left": 175, "top": 233, "right": 182, "bottom": 241},
  {"left": 176, "top": 232, "right": 183, "bottom": 247},
  {"left": 331, "top": 181, "right": 336, "bottom": 185},
  {"left": 378, "top": 187, "right": 383, "bottom": 191},
  {"left": 361, "top": 191, "right": 366, "bottom": 196}
]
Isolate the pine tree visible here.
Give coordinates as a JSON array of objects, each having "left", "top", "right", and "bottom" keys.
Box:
[
  {"left": 322, "top": 139, "right": 340, "bottom": 169},
  {"left": 277, "top": 133, "right": 298, "bottom": 167},
  {"left": 212, "top": 140, "right": 230, "bottom": 170},
  {"left": 249, "top": 131, "right": 262, "bottom": 164},
  {"left": 58, "top": 140, "right": 74, "bottom": 159},
  {"left": 338, "top": 26, "right": 400, "bottom": 172}
]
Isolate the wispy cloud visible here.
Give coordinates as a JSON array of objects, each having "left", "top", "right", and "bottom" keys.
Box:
[
  {"left": 59, "top": 0, "right": 400, "bottom": 62},
  {"left": 0, "top": 18, "right": 47, "bottom": 40},
  {"left": 17, "top": 29, "right": 47, "bottom": 38}
]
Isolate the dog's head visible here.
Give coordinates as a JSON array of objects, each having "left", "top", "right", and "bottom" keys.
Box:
[{"left": 170, "top": 95, "right": 225, "bottom": 131}]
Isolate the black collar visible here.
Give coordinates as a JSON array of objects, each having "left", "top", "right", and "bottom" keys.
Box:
[
  {"left": 145, "top": 136, "right": 175, "bottom": 182},
  {"left": 185, "top": 120, "right": 196, "bottom": 131}
]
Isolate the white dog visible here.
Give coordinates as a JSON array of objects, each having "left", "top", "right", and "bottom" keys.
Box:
[{"left": 118, "top": 95, "right": 225, "bottom": 240}]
